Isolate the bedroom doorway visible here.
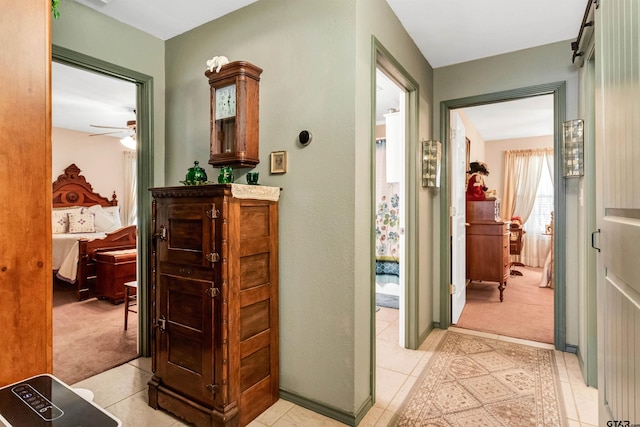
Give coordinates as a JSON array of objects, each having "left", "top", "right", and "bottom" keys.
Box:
[
  {"left": 450, "top": 95, "right": 556, "bottom": 344},
  {"left": 439, "top": 82, "right": 567, "bottom": 350},
  {"left": 51, "top": 45, "right": 154, "bottom": 382}
]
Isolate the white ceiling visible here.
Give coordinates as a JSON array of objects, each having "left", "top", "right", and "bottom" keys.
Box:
[
  {"left": 52, "top": 62, "right": 136, "bottom": 136},
  {"left": 54, "top": 0, "right": 587, "bottom": 140},
  {"left": 461, "top": 95, "right": 554, "bottom": 141},
  {"left": 386, "top": 0, "right": 587, "bottom": 68}
]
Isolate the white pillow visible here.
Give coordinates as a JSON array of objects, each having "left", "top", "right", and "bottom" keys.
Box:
[
  {"left": 85, "top": 205, "right": 119, "bottom": 232},
  {"left": 68, "top": 212, "right": 96, "bottom": 233},
  {"left": 102, "top": 206, "right": 122, "bottom": 229},
  {"left": 52, "top": 207, "right": 82, "bottom": 234}
]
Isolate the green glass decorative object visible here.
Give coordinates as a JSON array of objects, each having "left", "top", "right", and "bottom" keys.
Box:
[
  {"left": 218, "top": 166, "right": 234, "bottom": 183},
  {"left": 181, "top": 161, "right": 209, "bottom": 185}
]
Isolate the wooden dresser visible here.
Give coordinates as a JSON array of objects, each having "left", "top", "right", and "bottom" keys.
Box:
[
  {"left": 148, "top": 184, "right": 279, "bottom": 427},
  {"left": 465, "top": 199, "right": 509, "bottom": 301}
]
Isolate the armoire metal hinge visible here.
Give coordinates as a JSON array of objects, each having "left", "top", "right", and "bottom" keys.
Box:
[
  {"left": 206, "top": 252, "right": 220, "bottom": 263},
  {"left": 206, "top": 384, "right": 220, "bottom": 395},
  {"left": 206, "top": 208, "right": 220, "bottom": 219},
  {"left": 205, "top": 287, "right": 220, "bottom": 298},
  {"left": 450, "top": 284, "right": 455, "bottom": 295}
]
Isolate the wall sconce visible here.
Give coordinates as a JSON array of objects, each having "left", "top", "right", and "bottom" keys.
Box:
[
  {"left": 422, "top": 139, "right": 441, "bottom": 188},
  {"left": 563, "top": 119, "right": 584, "bottom": 177}
]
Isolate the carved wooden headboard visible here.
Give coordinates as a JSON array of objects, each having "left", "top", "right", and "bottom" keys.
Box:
[{"left": 52, "top": 164, "right": 117, "bottom": 208}]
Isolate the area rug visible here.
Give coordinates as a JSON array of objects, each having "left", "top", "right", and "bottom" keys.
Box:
[
  {"left": 392, "top": 331, "right": 565, "bottom": 426},
  {"left": 376, "top": 293, "right": 399, "bottom": 309},
  {"left": 53, "top": 282, "right": 139, "bottom": 385}
]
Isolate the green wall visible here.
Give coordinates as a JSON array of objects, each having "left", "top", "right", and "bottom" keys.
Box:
[
  {"left": 165, "top": 0, "right": 359, "bottom": 412},
  {"left": 52, "top": 0, "right": 166, "bottom": 185}
]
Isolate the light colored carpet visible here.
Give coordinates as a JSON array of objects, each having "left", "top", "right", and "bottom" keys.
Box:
[
  {"left": 455, "top": 266, "right": 554, "bottom": 344},
  {"left": 393, "top": 331, "right": 565, "bottom": 426},
  {"left": 53, "top": 282, "right": 138, "bottom": 385}
]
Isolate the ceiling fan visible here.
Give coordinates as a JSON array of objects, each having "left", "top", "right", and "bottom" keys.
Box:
[
  {"left": 89, "top": 119, "right": 137, "bottom": 149},
  {"left": 89, "top": 119, "right": 136, "bottom": 137}
]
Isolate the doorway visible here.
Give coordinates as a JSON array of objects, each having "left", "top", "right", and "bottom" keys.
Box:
[
  {"left": 51, "top": 60, "right": 139, "bottom": 382},
  {"left": 439, "top": 82, "right": 568, "bottom": 350},
  {"left": 374, "top": 68, "right": 407, "bottom": 346},
  {"left": 51, "top": 45, "right": 154, "bottom": 360},
  {"left": 450, "top": 96, "right": 556, "bottom": 344}
]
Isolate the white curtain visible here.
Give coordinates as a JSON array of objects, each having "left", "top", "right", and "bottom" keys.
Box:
[
  {"left": 502, "top": 148, "right": 553, "bottom": 267},
  {"left": 122, "top": 151, "right": 137, "bottom": 226}
]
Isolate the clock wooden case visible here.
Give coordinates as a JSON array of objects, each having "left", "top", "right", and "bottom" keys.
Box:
[{"left": 205, "top": 61, "right": 263, "bottom": 168}]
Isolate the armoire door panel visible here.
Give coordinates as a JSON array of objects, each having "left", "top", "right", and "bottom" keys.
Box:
[
  {"left": 240, "top": 300, "right": 270, "bottom": 340},
  {"left": 157, "top": 203, "right": 216, "bottom": 268},
  {"left": 240, "top": 205, "right": 270, "bottom": 239},
  {"left": 240, "top": 346, "right": 270, "bottom": 391},
  {"left": 157, "top": 273, "right": 215, "bottom": 405},
  {"left": 168, "top": 331, "right": 204, "bottom": 373},
  {"left": 240, "top": 253, "right": 270, "bottom": 289}
]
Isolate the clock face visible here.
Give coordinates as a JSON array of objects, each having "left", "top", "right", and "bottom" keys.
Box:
[{"left": 215, "top": 84, "right": 236, "bottom": 120}]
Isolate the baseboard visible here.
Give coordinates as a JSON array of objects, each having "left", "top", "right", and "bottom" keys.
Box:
[
  {"left": 432, "top": 321, "right": 441, "bottom": 330},
  {"left": 279, "top": 388, "right": 372, "bottom": 427},
  {"left": 418, "top": 323, "right": 434, "bottom": 346},
  {"left": 576, "top": 345, "right": 585, "bottom": 371},
  {"left": 564, "top": 344, "right": 578, "bottom": 354}
]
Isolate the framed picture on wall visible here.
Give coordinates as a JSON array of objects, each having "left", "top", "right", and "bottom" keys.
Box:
[{"left": 270, "top": 151, "right": 287, "bottom": 174}]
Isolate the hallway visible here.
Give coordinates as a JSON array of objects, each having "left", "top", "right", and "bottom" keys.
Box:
[{"left": 70, "top": 308, "right": 598, "bottom": 426}]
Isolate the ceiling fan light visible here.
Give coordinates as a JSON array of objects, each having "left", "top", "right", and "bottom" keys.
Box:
[{"left": 120, "top": 136, "right": 136, "bottom": 150}]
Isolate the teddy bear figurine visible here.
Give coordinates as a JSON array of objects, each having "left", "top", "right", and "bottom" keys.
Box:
[{"left": 466, "top": 161, "right": 490, "bottom": 201}]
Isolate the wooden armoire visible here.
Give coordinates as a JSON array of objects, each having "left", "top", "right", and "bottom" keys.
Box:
[
  {"left": 148, "top": 184, "right": 279, "bottom": 427},
  {"left": 465, "top": 199, "right": 509, "bottom": 301}
]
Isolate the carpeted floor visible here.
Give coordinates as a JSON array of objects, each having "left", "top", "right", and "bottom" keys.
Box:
[
  {"left": 393, "top": 331, "right": 565, "bottom": 426},
  {"left": 455, "top": 266, "right": 554, "bottom": 344},
  {"left": 53, "top": 282, "right": 138, "bottom": 385}
]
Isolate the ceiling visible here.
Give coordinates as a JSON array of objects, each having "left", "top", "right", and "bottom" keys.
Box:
[{"left": 53, "top": 0, "right": 587, "bottom": 141}]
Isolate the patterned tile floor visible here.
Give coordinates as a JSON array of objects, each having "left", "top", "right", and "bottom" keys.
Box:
[{"left": 71, "top": 307, "right": 597, "bottom": 426}]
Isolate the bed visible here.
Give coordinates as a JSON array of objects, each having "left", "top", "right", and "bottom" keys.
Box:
[{"left": 52, "top": 163, "right": 137, "bottom": 300}]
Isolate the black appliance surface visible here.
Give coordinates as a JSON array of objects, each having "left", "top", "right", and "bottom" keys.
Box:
[{"left": 0, "top": 374, "right": 120, "bottom": 427}]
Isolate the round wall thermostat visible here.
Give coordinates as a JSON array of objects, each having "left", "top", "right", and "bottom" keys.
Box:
[{"left": 298, "top": 130, "right": 312, "bottom": 146}]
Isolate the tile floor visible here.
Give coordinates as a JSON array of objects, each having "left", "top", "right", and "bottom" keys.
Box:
[{"left": 73, "top": 307, "right": 598, "bottom": 426}]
